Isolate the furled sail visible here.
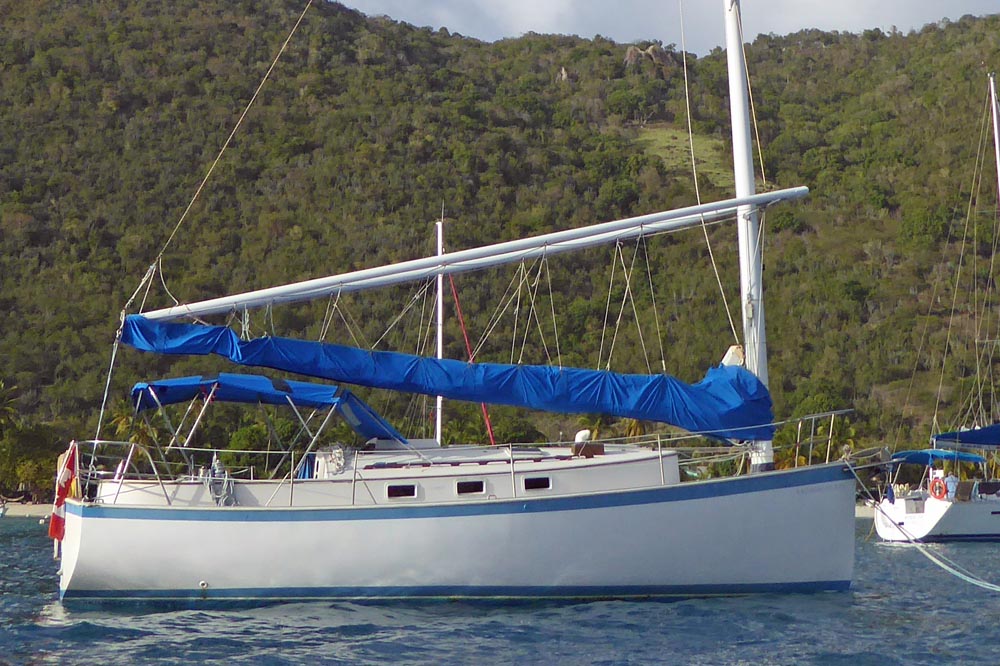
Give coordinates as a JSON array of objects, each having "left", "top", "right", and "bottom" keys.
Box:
[{"left": 121, "top": 315, "right": 775, "bottom": 440}]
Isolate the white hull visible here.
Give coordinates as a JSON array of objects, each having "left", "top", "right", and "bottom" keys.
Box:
[
  {"left": 58, "top": 463, "right": 854, "bottom": 602},
  {"left": 875, "top": 492, "right": 1000, "bottom": 542}
]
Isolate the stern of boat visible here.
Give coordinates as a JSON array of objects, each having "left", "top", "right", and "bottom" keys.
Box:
[{"left": 874, "top": 493, "right": 950, "bottom": 542}]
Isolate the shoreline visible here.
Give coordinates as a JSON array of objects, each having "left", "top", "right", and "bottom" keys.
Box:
[{"left": 3, "top": 503, "right": 51, "bottom": 519}]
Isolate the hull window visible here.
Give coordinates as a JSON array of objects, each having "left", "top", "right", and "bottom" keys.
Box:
[
  {"left": 457, "top": 480, "right": 485, "bottom": 495},
  {"left": 524, "top": 477, "right": 551, "bottom": 491},
  {"left": 387, "top": 484, "right": 417, "bottom": 499}
]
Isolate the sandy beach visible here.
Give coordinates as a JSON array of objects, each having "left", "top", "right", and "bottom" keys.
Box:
[{"left": 3, "top": 504, "right": 51, "bottom": 519}]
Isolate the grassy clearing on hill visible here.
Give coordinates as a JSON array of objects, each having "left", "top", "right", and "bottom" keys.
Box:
[{"left": 637, "top": 123, "right": 734, "bottom": 191}]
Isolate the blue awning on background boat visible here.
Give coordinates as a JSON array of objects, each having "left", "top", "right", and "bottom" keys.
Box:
[
  {"left": 890, "top": 449, "right": 987, "bottom": 466},
  {"left": 932, "top": 424, "right": 1000, "bottom": 448},
  {"left": 130, "top": 373, "right": 405, "bottom": 442},
  {"left": 121, "top": 315, "right": 776, "bottom": 441}
]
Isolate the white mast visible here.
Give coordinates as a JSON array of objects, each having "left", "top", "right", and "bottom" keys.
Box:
[
  {"left": 724, "top": 0, "right": 773, "bottom": 470},
  {"left": 990, "top": 73, "right": 1000, "bottom": 206},
  {"left": 435, "top": 216, "right": 444, "bottom": 445},
  {"left": 140, "top": 188, "right": 806, "bottom": 322}
]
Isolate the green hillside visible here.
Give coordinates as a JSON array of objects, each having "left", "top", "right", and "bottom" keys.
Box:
[{"left": 2, "top": 0, "right": 1000, "bottom": 494}]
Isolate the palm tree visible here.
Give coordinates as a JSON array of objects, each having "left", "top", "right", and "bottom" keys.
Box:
[
  {"left": 107, "top": 398, "right": 160, "bottom": 447},
  {"left": 575, "top": 415, "right": 604, "bottom": 441},
  {"left": 0, "top": 380, "right": 18, "bottom": 432},
  {"left": 621, "top": 418, "right": 646, "bottom": 439}
]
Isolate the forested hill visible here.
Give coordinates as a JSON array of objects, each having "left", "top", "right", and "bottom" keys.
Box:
[{"left": 2, "top": 0, "right": 1000, "bottom": 471}]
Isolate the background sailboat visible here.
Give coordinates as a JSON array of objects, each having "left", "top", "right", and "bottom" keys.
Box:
[{"left": 876, "top": 72, "right": 1000, "bottom": 542}]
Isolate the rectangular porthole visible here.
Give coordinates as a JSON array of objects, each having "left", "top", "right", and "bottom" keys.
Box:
[
  {"left": 387, "top": 484, "right": 417, "bottom": 499},
  {"left": 523, "top": 476, "right": 551, "bottom": 491},
  {"left": 457, "top": 480, "right": 485, "bottom": 495}
]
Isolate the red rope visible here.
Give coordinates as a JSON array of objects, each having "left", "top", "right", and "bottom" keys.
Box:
[{"left": 449, "top": 274, "right": 496, "bottom": 446}]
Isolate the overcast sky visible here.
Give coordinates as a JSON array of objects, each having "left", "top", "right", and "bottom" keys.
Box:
[{"left": 339, "top": 0, "right": 999, "bottom": 55}]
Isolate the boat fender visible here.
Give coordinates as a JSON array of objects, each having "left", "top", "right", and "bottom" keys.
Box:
[{"left": 929, "top": 477, "right": 947, "bottom": 500}]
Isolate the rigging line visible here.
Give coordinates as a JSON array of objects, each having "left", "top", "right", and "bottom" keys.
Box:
[
  {"left": 933, "top": 91, "right": 994, "bottom": 433},
  {"left": 98, "top": 264, "right": 159, "bottom": 440},
  {"left": 448, "top": 274, "right": 497, "bottom": 446},
  {"left": 735, "top": 5, "right": 767, "bottom": 187},
  {"left": 678, "top": 1, "right": 701, "bottom": 206},
  {"left": 510, "top": 260, "right": 541, "bottom": 364},
  {"left": 641, "top": 235, "right": 667, "bottom": 373},
  {"left": 372, "top": 280, "right": 433, "bottom": 349},
  {"left": 156, "top": 0, "right": 314, "bottom": 260},
  {"left": 416, "top": 275, "right": 434, "bottom": 357},
  {"left": 318, "top": 289, "right": 342, "bottom": 341},
  {"left": 528, "top": 259, "right": 555, "bottom": 365},
  {"left": 623, "top": 237, "right": 653, "bottom": 373},
  {"left": 627, "top": 239, "right": 653, "bottom": 373},
  {"left": 604, "top": 244, "right": 634, "bottom": 371},
  {"left": 515, "top": 259, "right": 549, "bottom": 364},
  {"left": 597, "top": 244, "right": 620, "bottom": 370},
  {"left": 95, "top": 336, "right": 123, "bottom": 442},
  {"left": 922, "top": 70, "right": 994, "bottom": 439},
  {"left": 517, "top": 258, "right": 553, "bottom": 366},
  {"left": 401, "top": 277, "right": 433, "bottom": 436},
  {"left": 137, "top": 267, "right": 155, "bottom": 315},
  {"left": 969, "top": 123, "right": 986, "bottom": 422},
  {"left": 891, "top": 197, "right": 979, "bottom": 451},
  {"left": 515, "top": 265, "right": 535, "bottom": 364},
  {"left": 336, "top": 301, "right": 366, "bottom": 350},
  {"left": 239, "top": 308, "right": 252, "bottom": 341},
  {"left": 509, "top": 263, "right": 526, "bottom": 364},
  {"left": 981, "top": 183, "right": 1000, "bottom": 424},
  {"left": 472, "top": 264, "right": 529, "bottom": 361},
  {"left": 975, "top": 94, "right": 1000, "bottom": 423},
  {"left": 155, "top": 257, "right": 180, "bottom": 308},
  {"left": 679, "top": 1, "right": 739, "bottom": 344},
  {"left": 543, "top": 256, "right": 563, "bottom": 369},
  {"left": 398, "top": 285, "right": 437, "bottom": 438}
]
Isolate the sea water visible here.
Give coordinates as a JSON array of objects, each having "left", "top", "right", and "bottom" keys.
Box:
[{"left": 1, "top": 517, "right": 997, "bottom": 665}]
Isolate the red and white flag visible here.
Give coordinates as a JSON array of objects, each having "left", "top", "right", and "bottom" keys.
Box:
[{"left": 48, "top": 442, "right": 78, "bottom": 542}]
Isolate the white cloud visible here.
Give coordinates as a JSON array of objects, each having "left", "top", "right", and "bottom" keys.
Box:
[{"left": 340, "top": 0, "right": 998, "bottom": 55}]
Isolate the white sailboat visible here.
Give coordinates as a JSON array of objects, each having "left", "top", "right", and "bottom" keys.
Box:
[
  {"left": 51, "top": 1, "right": 857, "bottom": 602},
  {"left": 875, "top": 72, "right": 1000, "bottom": 543}
]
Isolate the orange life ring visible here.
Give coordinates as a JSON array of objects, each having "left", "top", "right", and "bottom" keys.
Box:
[{"left": 929, "top": 477, "right": 947, "bottom": 500}]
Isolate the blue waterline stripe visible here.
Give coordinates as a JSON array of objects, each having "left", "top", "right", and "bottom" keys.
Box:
[
  {"left": 62, "top": 580, "right": 852, "bottom": 602},
  {"left": 922, "top": 534, "right": 1000, "bottom": 542},
  {"left": 67, "top": 464, "right": 852, "bottom": 522}
]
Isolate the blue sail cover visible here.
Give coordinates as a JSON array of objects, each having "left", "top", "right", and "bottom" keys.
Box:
[
  {"left": 121, "top": 315, "right": 775, "bottom": 440},
  {"left": 933, "top": 424, "right": 1000, "bottom": 448},
  {"left": 130, "top": 372, "right": 405, "bottom": 442},
  {"left": 891, "top": 449, "right": 986, "bottom": 466}
]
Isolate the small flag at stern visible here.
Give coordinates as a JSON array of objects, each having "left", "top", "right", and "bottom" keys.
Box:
[{"left": 48, "top": 442, "right": 78, "bottom": 542}]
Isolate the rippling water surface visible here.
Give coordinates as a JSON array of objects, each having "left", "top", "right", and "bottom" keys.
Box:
[{"left": 2, "top": 517, "right": 997, "bottom": 665}]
